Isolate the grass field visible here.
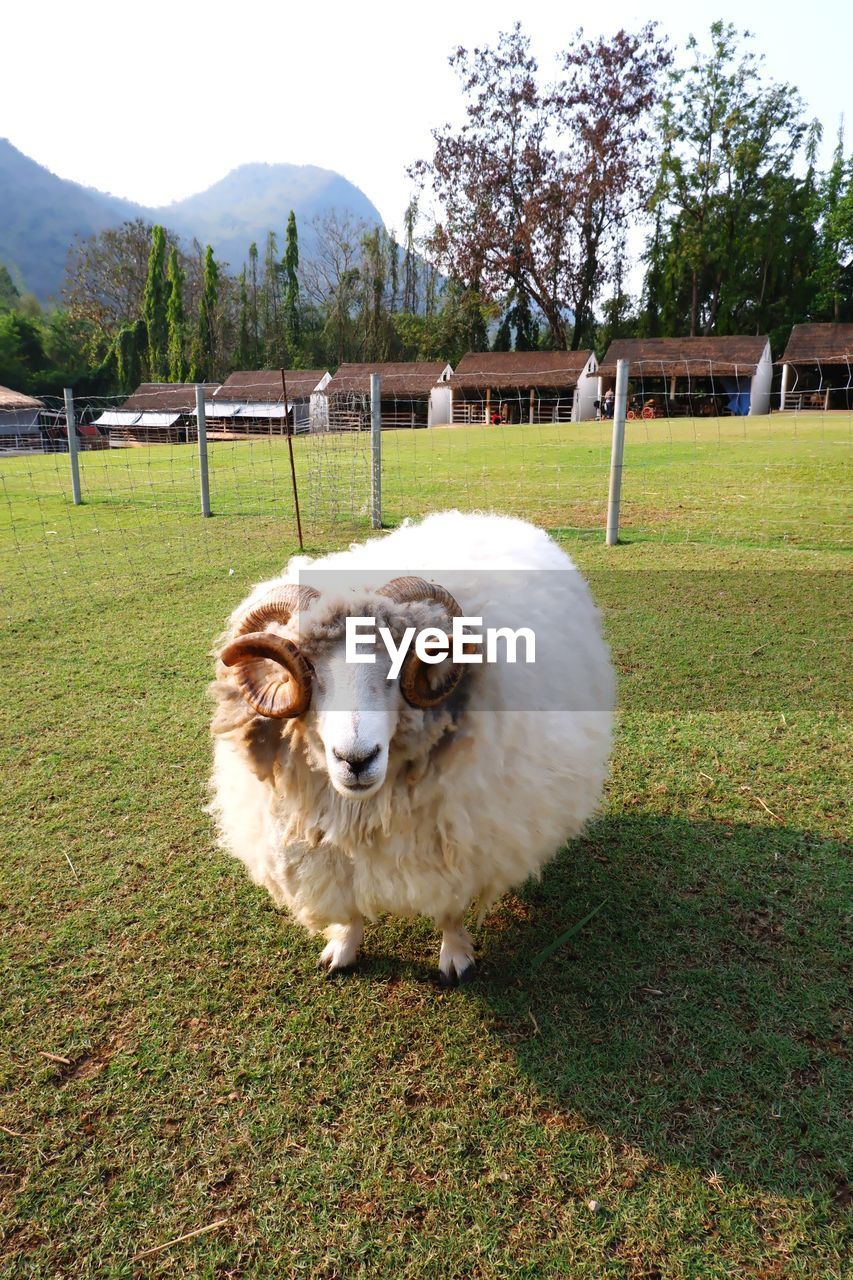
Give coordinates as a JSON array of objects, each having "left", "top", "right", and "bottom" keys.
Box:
[{"left": 0, "top": 416, "right": 850, "bottom": 1277}]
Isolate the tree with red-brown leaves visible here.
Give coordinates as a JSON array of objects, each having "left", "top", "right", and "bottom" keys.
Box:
[{"left": 413, "top": 23, "right": 670, "bottom": 350}]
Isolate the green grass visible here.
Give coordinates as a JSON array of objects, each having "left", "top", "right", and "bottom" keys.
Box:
[{"left": 0, "top": 418, "right": 850, "bottom": 1277}]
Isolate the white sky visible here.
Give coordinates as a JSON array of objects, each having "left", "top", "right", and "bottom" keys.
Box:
[{"left": 2, "top": 0, "right": 851, "bottom": 235}]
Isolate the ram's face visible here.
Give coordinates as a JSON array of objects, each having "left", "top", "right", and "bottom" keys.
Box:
[
  {"left": 218, "top": 578, "right": 465, "bottom": 801},
  {"left": 310, "top": 638, "right": 399, "bottom": 797}
]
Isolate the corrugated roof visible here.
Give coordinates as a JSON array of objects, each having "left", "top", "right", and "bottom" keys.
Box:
[
  {"left": 93, "top": 411, "right": 141, "bottom": 427},
  {"left": 121, "top": 383, "right": 219, "bottom": 412},
  {"left": 215, "top": 369, "right": 329, "bottom": 401},
  {"left": 326, "top": 362, "right": 450, "bottom": 397},
  {"left": 597, "top": 336, "right": 769, "bottom": 377},
  {"left": 451, "top": 351, "right": 593, "bottom": 390},
  {"left": 780, "top": 324, "right": 853, "bottom": 364},
  {"left": 137, "top": 412, "right": 181, "bottom": 428},
  {"left": 0, "top": 384, "right": 44, "bottom": 411}
]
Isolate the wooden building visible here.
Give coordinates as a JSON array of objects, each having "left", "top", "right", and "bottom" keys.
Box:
[
  {"left": 595, "top": 337, "right": 772, "bottom": 418},
  {"left": 449, "top": 351, "right": 598, "bottom": 424},
  {"left": 98, "top": 384, "right": 219, "bottom": 445},
  {"left": 324, "top": 363, "right": 453, "bottom": 431},
  {"left": 212, "top": 370, "right": 332, "bottom": 434},
  {"left": 778, "top": 324, "right": 853, "bottom": 411}
]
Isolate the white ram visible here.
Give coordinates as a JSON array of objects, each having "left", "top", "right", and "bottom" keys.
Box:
[{"left": 208, "top": 510, "right": 615, "bottom": 983}]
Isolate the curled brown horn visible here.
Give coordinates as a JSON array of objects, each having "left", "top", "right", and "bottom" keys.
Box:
[
  {"left": 376, "top": 575, "right": 465, "bottom": 709},
  {"left": 235, "top": 584, "right": 319, "bottom": 637},
  {"left": 220, "top": 631, "right": 313, "bottom": 719}
]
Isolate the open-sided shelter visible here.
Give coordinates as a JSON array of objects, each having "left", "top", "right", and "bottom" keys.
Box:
[
  {"left": 101, "top": 384, "right": 219, "bottom": 445},
  {"left": 324, "top": 363, "right": 453, "bottom": 431},
  {"left": 449, "top": 351, "right": 598, "bottom": 424},
  {"left": 0, "top": 385, "right": 44, "bottom": 450},
  {"left": 778, "top": 324, "right": 853, "bottom": 410},
  {"left": 595, "top": 337, "right": 772, "bottom": 418},
  {"left": 212, "top": 370, "right": 332, "bottom": 434}
]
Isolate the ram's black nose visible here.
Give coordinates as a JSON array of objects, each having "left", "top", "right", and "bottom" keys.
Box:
[{"left": 333, "top": 744, "right": 381, "bottom": 777}]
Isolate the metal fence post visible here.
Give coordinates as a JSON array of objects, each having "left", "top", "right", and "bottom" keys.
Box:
[
  {"left": 605, "top": 359, "right": 629, "bottom": 546},
  {"left": 196, "top": 383, "right": 211, "bottom": 517},
  {"left": 370, "top": 372, "right": 381, "bottom": 529},
  {"left": 63, "top": 387, "right": 82, "bottom": 505}
]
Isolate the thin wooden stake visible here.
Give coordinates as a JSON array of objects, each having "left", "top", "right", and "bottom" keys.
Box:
[
  {"left": 281, "top": 369, "right": 303, "bottom": 551},
  {"left": 131, "top": 1219, "right": 229, "bottom": 1262},
  {"left": 38, "top": 1051, "right": 71, "bottom": 1065}
]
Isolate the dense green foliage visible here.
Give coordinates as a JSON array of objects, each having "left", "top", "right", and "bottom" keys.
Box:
[{"left": 141, "top": 225, "right": 169, "bottom": 380}]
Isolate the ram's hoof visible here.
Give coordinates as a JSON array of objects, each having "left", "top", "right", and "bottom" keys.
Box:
[
  {"left": 317, "top": 957, "right": 356, "bottom": 979},
  {"left": 438, "top": 958, "right": 476, "bottom": 988}
]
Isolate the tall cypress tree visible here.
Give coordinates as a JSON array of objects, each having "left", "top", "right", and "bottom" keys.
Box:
[
  {"left": 260, "top": 231, "right": 283, "bottom": 362},
  {"left": 236, "top": 266, "right": 251, "bottom": 368},
  {"left": 403, "top": 199, "right": 418, "bottom": 313},
  {"left": 165, "top": 247, "right": 186, "bottom": 382},
  {"left": 190, "top": 245, "right": 219, "bottom": 382},
  {"left": 248, "top": 241, "right": 260, "bottom": 364},
  {"left": 283, "top": 211, "right": 301, "bottom": 351},
  {"left": 142, "top": 225, "right": 168, "bottom": 379},
  {"left": 114, "top": 319, "right": 148, "bottom": 392}
]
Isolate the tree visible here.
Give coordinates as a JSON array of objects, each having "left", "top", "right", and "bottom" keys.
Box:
[
  {"left": 554, "top": 25, "right": 671, "bottom": 347},
  {"left": 247, "top": 241, "right": 260, "bottom": 364},
  {"left": 0, "top": 312, "right": 45, "bottom": 390},
  {"left": 142, "top": 225, "right": 168, "bottom": 379},
  {"left": 813, "top": 122, "right": 853, "bottom": 321},
  {"left": 358, "top": 227, "right": 395, "bottom": 360},
  {"left": 165, "top": 247, "right": 186, "bottom": 382},
  {"left": 260, "top": 230, "right": 284, "bottom": 364},
  {"left": 114, "top": 319, "right": 148, "bottom": 393},
  {"left": 190, "top": 245, "right": 219, "bottom": 382},
  {"left": 393, "top": 280, "right": 495, "bottom": 364},
  {"left": 414, "top": 24, "right": 669, "bottom": 348},
  {"left": 63, "top": 220, "right": 198, "bottom": 360},
  {"left": 402, "top": 200, "right": 419, "bottom": 313},
  {"left": 647, "top": 22, "right": 817, "bottom": 339},
  {"left": 302, "top": 212, "right": 366, "bottom": 365},
  {"left": 0, "top": 265, "right": 21, "bottom": 312},
  {"left": 283, "top": 211, "right": 301, "bottom": 352}
]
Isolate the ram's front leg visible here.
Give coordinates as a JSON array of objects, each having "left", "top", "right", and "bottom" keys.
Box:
[
  {"left": 437, "top": 917, "right": 475, "bottom": 987},
  {"left": 317, "top": 917, "right": 364, "bottom": 975}
]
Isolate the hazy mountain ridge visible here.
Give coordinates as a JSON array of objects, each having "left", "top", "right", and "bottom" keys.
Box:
[{"left": 0, "top": 140, "right": 385, "bottom": 300}]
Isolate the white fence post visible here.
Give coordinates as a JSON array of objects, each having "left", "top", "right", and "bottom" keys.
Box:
[
  {"left": 605, "top": 359, "right": 629, "bottom": 546},
  {"left": 63, "top": 387, "right": 82, "bottom": 506},
  {"left": 196, "top": 383, "right": 211, "bottom": 517},
  {"left": 370, "top": 372, "right": 381, "bottom": 529}
]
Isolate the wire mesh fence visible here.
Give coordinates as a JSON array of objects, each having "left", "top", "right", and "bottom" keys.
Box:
[{"left": 1, "top": 362, "right": 849, "bottom": 620}]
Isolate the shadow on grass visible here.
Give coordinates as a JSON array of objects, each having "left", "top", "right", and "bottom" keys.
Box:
[
  {"left": 448, "top": 814, "right": 849, "bottom": 1204},
  {"left": 331, "top": 815, "right": 847, "bottom": 1203}
]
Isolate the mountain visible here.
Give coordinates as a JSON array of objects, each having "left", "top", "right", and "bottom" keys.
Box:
[
  {"left": 152, "top": 162, "right": 384, "bottom": 269},
  {"left": 0, "top": 140, "right": 386, "bottom": 301},
  {"left": 0, "top": 139, "right": 145, "bottom": 300}
]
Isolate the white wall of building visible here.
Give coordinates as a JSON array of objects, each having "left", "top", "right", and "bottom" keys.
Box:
[
  {"left": 309, "top": 371, "right": 332, "bottom": 432},
  {"left": 573, "top": 353, "right": 600, "bottom": 421},
  {"left": 429, "top": 383, "right": 452, "bottom": 426},
  {"left": 749, "top": 341, "right": 773, "bottom": 415}
]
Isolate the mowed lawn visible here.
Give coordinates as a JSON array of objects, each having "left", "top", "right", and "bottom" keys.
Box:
[{"left": 0, "top": 416, "right": 850, "bottom": 1277}]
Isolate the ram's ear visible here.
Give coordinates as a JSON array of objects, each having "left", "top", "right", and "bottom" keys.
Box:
[{"left": 209, "top": 679, "right": 256, "bottom": 736}]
